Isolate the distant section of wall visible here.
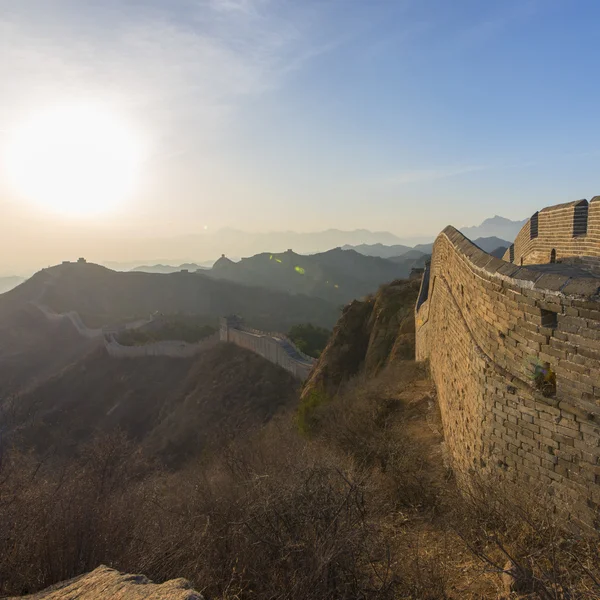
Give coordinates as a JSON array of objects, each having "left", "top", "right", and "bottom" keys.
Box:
[
  {"left": 220, "top": 317, "right": 316, "bottom": 381},
  {"left": 417, "top": 226, "right": 600, "bottom": 530},
  {"left": 104, "top": 332, "right": 220, "bottom": 358},
  {"left": 33, "top": 302, "right": 153, "bottom": 339},
  {"left": 503, "top": 197, "right": 600, "bottom": 267},
  {"left": 33, "top": 302, "right": 104, "bottom": 338}
]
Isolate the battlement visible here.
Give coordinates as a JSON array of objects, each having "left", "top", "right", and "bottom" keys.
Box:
[{"left": 503, "top": 196, "right": 600, "bottom": 269}]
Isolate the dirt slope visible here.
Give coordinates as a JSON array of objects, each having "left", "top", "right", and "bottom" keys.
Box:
[{"left": 301, "top": 278, "right": 420, "bottom": 401}]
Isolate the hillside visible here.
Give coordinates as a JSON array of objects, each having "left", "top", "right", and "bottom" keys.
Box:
[
  {"left": 301, "top": 278, "right": 420, "bottom": 402},
  {"left": 7, "top": 343, "right": 299, "bottom": 466},
  {"left": 0, "top": 304, "right": 95, "bottom": 395},
  {"left": 0, "top": 261, "right": 340, "bottom": 331},
  {"left": 208, "top": 247, "right": 411, "bottom": 303}
]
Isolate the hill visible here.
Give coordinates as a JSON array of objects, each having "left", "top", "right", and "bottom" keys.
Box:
[
  {"left": 7, "top": 342, "right": 300, "bottom": 467},
  {"left": 0, "top": 304, "right": 95, "bottom": 396},
  {"left": 208, "top": 247, "right": 412, "bottom": 303},
  {"left": 0, "top": 261, "right": 340, "bottom": 331},
  {"left": 301, "top": 278, "right": 421, "bottom": 404}
]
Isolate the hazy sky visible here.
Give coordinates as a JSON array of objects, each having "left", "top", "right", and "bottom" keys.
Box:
[{"left": 2, "top": 0, "right": 600, "bottom": 273}]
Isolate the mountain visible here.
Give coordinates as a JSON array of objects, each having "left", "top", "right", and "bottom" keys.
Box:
[
  {"left": 460, "top": 215, "right": 526, "bottom": 242},
  {"left": 208, "top": 248, "right": 413, "bottom": 304},
  {"left": 0, "top": 276, "right": 25, "bottom": 294},
  {"left": 0, "top": 261, "right": 340, "bottom": 332},
  {"left": 203, "top": 228, "right": 405, "bottom": 256},
  {"left": 350, "top": 235, "right": 510, "bottom": 262},
  {"left": 469, "top": 236, "right": 511, "bottom": 253},
  {"left": 490, "top": 246, "right": 509, "bottom": 258}
]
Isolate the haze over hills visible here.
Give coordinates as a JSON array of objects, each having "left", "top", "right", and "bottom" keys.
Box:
[
  {"left": 207, "top": 247, "right": 415, "bottom": 304},
  {"left": 346, "top": 235, "right": 511, "bottom": 260},
  {"left": 0, "top": 214, "right": 525, "bottom": 276},
  {"left": 460, "top": 215, "right": 526, "bottom": 241},
  {"left": 130, "top": 263, "right": 208, "bottom": 274},
  {"left": 0, "top": 261, "right": 340, "bottom": 332}
]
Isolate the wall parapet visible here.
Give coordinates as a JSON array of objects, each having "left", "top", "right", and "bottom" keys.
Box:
[
  {"left": 104, "top": 332, "right": 221, "bottom": 358},
  {"left": 416, "top": 224, "right": 600, "bottom": 530},
  {"left": 503, "top": 196, "right": 600, "bottom": 267}
]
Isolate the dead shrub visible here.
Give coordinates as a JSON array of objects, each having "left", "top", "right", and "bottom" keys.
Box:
[{"left": 450, "top": 472, "right": 600, "bottom": 599}]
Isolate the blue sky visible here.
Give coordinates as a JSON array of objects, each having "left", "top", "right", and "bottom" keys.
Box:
[{"left": 1, "top": 0, "right": 600, "bottom": 269}]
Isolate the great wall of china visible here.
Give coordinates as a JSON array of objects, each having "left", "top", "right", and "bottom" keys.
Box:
[
  {"left": 416, "top": 197, "right": 600, "bottom": 529},
  {"left": 220, "top": 316, "right": 316, "bottom": 381},
  {"left": 30, "top": 198, "right": 600, "bottom": 526},
  {"left": 33, "top": 303, "right": 315, "bottom": 380}
]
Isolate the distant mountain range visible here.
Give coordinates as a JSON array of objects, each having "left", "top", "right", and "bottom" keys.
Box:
[
  {"left": 130, "top": 263, "right": 209, "bottom": 274},
  {"left": 344, "top": 235, "right": 511, "bottom": 260},
  {"left": 207, "top": 248, "right": 413, "bottom": 304},
  {"left": 460, "top": 215, "right": 526, "bottom": 242}
]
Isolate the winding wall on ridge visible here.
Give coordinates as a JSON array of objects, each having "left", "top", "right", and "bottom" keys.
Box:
[
  {"left": 220, "top": 317, "right": 316, "bottom": 381},
  {"left": 416, "top": 224, "right": 600, "bottom": 529}
]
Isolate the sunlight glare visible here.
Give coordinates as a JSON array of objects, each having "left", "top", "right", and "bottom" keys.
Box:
[{"left": 3, "top": 104, "right": 145, "bottom": 216}]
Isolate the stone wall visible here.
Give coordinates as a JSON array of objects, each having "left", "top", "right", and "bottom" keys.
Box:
[
  {"left": 503, "top": 197, "right": 600, "bottom": 268},
  {"left": 104, "top": 332, "right": 221, "bottom": 358},
  {"left": 416, "top": 226, "right": 600, "bottom": 529},
  {"left": 220, "top": 317, "right": 315, "bottom": 381}
]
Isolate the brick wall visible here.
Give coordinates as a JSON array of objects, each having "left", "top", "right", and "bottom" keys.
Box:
[
  {"left": 417, "top": 226, "right": 600, "bottom": 529},
  {"left": 504, "top": 197, "right": 600, "bottom": 266}
]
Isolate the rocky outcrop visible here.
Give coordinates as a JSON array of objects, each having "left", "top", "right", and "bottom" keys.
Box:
[
  {"left": 11, "top": 566, "right": 203, "bottom": 599},
  {"left": 301, "top": 278, "right": 420, "bottom": 400}
]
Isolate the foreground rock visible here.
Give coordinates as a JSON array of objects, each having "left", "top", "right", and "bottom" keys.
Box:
[{"left": 11, "top": 566, "right": 203, "bottom": 600}]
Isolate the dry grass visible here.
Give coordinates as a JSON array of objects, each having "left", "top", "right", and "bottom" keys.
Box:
[{"left": 1, "top": 362, "right": 599, "bottom": 599}]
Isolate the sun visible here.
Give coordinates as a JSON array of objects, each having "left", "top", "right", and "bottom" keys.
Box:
[{"left": 3, "top": 103, "right": 144, "bottom": 216}]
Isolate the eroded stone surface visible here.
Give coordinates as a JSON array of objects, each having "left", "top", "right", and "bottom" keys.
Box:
[{"left": 11, "top": 566, "right": 204, "bottom": 600}]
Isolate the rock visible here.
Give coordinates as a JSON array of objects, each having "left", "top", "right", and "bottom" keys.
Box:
[{"left": 11, "top": 565, "right": 204, "bottom": 600}]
